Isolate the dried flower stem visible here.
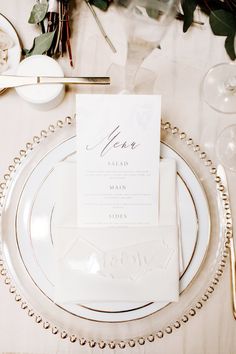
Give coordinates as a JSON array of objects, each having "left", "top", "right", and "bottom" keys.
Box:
[{"left": 65, "top": 10, "right": 73, "bottom": 66}]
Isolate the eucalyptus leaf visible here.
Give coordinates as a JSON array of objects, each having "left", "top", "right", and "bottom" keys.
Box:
[
  {"left": 181, "top": 0, "right": 198, "bottom": 33},
  {"left": 89, "top": 0, "right": 110, "bottom": 11},
  {"left": 210, "top": 9, "right": 236, "bottom": 36},
  {"left": 28, "top": 3, "right": 49, "bottom": 24},
  {"left": 117, "top": 0, "right": 130, "bottom": 6},
  {"left": 26, "top": 31, "right": 56, "bottom": 57},
  {"left": 22, "top": 48, "right": 30, "bottom": 56},
  {"left": 146, "top": 8, "right": 160, "bottom": 20},
  {"left": 225, "top": 33, "right": 236, "bottom": 60}
]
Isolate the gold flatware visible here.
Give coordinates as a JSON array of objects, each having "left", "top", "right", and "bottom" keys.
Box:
[
  {"left": 0, "top": 87, "right": 7, "bottom": 94},
  {"left": 0, "top": 75, "right": 110, "bottom": 88},
  {"left": 217, "top": 165, "right": 236, "bottom": 319}
]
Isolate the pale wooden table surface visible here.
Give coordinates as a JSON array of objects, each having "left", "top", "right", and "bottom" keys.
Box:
[{"left": 0, "top": 1, "right": 236, "bottom": 353}]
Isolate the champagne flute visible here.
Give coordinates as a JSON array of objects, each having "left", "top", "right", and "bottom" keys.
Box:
[{"left": 110, "top": 0, "right": 178, "bottom": 93}]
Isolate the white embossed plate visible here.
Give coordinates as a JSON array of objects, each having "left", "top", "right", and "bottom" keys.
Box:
[{"left": 0, "top": 14, "right": 21, "bottom": 75}]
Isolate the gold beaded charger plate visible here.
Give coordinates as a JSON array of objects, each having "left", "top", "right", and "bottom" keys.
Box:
[{"left": 0, "top": 118, "right": 230, "bottom": 349}]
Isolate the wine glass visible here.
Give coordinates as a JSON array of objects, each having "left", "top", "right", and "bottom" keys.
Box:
[
  {"left": 202, "top": 62, "right": 236, "bottom": 172},
  {"left": 110, "top": 0, "right": 178, "bottom": 93},
  {"left": 202, "top": 62, "right": 236, "bottom": 114}
]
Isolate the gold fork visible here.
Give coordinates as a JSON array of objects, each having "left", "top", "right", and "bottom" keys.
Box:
[{"left": 217, "top": 165, "right": 236, "bottom": 319}]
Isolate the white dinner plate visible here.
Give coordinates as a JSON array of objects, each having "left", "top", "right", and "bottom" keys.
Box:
[{"left": 15, "top": 137, "right": 210, "bottom": 322}]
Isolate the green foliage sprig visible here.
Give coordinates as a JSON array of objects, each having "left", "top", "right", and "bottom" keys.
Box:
[
  {"left": 25, "top": 0, "right": 73, "bottom": 66},
  {"left": 95, "top": 0, "right": 236, "bottom": 60},
  {"left": 181, "top": 0, "right": 236, "bottom": 60}
]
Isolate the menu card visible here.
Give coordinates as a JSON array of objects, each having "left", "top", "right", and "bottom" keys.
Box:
[
  {"left": 76, "top": 94, "right": 161, "bottom": 227},
  {"left": 52, "top": 95, "right": 180, "bottom": 303}
]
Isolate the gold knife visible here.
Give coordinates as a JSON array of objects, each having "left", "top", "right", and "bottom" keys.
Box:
[
  {"left": 0, "top": 75, "right": 110, "bottom": 88},
  {"left": 217, "top": 164, "right": 236, "bottom": 319}
]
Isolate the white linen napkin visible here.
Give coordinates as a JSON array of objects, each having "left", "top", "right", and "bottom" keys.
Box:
[{"left": 52, "top": 159, "right": 179, "bottom": 303}]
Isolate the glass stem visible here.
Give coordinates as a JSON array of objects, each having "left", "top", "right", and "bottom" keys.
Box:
[
  {"left": 125, "top": 40, "right": 154, "bottom": 93},
  {"left": 224, "top": 76, "right": 236, "bottom": 93}
]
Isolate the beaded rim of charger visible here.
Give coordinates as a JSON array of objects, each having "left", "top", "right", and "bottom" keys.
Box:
[{"left": 0, "top": 117, "right": 232, "bottom": 349}]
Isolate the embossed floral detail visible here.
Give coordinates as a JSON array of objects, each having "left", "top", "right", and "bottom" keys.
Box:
[{"left": 64, "top": 237, "right": 175, "bottom": 281}]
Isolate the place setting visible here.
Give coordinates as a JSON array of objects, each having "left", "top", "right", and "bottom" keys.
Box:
[{"left": 0, "top": 0, "right": 235, "bottom": 351}]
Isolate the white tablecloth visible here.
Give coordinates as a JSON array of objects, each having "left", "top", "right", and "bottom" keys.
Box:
[{"left": 0, "top": 1, "right": 236, "bottom": 353}]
